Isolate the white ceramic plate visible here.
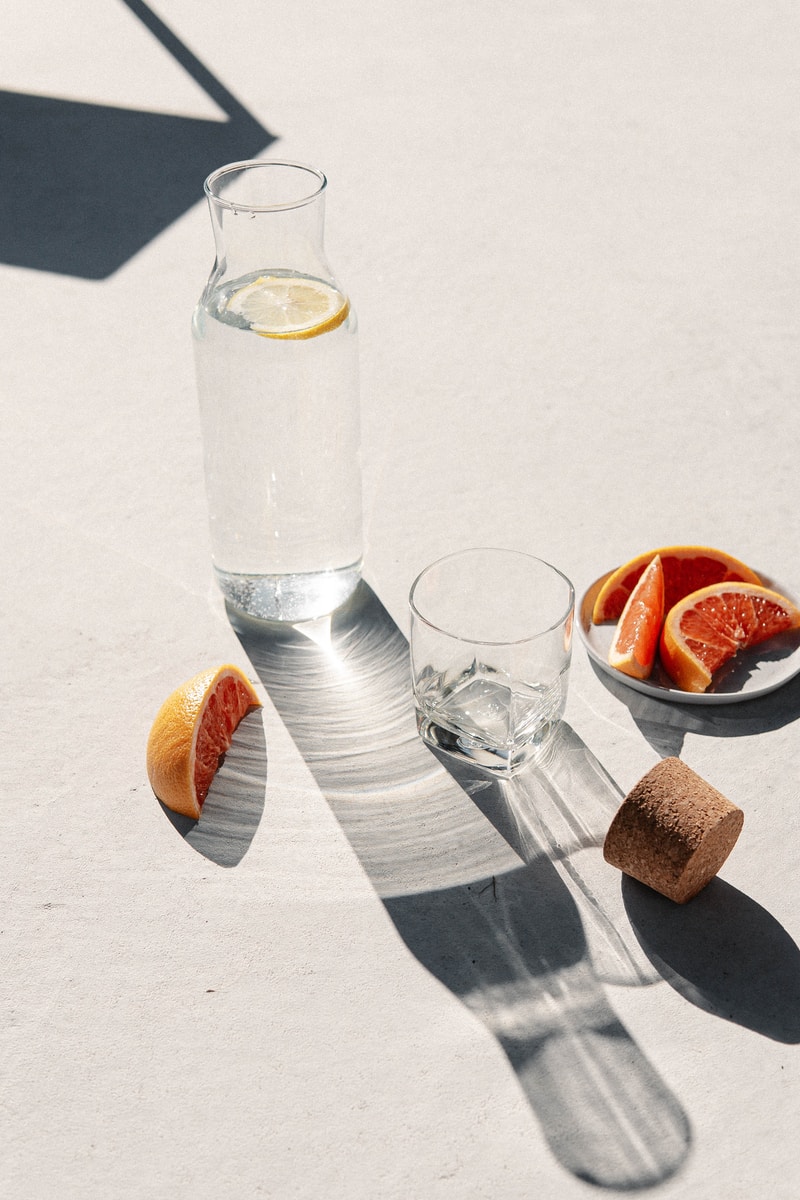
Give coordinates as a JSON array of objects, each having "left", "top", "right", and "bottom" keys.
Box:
[{"left": 578, "top": 572, "right": 800, "bottom": 705}]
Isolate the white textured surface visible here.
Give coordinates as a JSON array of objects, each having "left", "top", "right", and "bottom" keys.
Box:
[{"left": 3, "top": 1, "right": 800, "bottom": 1197}]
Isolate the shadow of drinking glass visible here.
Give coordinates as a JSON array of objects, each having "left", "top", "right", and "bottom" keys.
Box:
[
  {"left": 1, "top": 0, "right": 273, "bottom": 277},
  {"left": 232, "top": 582, "right": 690, "bottom": 1190},
  {"left": 438, "top": 726, "right": 662, "bottom": 990}
]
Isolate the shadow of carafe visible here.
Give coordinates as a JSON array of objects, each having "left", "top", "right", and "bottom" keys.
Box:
[{"left": 232, "top": 582, "right": 691, "bottom": 1190}]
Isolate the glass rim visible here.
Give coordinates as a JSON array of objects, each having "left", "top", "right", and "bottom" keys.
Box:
[
  {"left": 204, "top": 159, "right": 327, "bottom": 213},
  {"left": 409, "top": 547, "right": 575, "bottom": 647}
]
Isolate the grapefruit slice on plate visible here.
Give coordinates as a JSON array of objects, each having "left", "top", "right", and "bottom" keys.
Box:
[
  {"left": 608, "top": 554, "right": 665, "bottom": 680},
  {"left": 660, "top": 583, "right": 800, "bottom": 693}
]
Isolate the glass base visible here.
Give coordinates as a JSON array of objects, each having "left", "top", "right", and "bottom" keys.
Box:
[
  {"left": 415, "top": 709, "right": 560, "bottom": 777},
  {"left": 215, "top": 561, "right": 362, "bottom": 623}
]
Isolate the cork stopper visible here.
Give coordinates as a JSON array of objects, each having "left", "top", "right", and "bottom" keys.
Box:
[{"left": 603, "top": 757, "right": 743, "bottom": 904}]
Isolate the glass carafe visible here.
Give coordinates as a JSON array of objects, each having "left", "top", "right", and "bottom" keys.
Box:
[{"left": 192, "top": 160, "right": 363, "bottom": 622}]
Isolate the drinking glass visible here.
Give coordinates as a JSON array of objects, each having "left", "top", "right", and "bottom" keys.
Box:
[{"left": 409, "top": 549, "right": 574, "bottom": 775}]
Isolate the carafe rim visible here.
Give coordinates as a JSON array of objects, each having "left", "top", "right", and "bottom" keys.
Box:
[{"left": 204, "top": 159, "right": 327, "bottom": 214}]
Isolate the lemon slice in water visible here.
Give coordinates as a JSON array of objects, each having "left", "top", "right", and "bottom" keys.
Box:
[{"left": 226, "top": 274, "right": 349, "bottom": 339}]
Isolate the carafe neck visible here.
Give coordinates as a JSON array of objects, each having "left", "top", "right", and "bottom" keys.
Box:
[{"left": 205, "top": 160, "right": 335, "bottom": 286}]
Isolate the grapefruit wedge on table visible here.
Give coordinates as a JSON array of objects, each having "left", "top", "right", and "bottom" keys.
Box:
[
  {"left": 146, "top": 664, "right": 261, "bottom": 819},
  {"left": 592, "top": 545, "right": 762, "bottom": 624},
  {"left": 660, "top": 583, "right": 800, "bottom": 693}
]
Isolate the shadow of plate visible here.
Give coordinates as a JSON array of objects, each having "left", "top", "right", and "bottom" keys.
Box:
[{"left": 586, "top": 656, "right": 800, "bottom": 761}]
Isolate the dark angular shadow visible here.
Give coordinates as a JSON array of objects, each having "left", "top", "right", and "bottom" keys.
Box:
[
  {"left": 232, "top": 582, "right": 691, "bottom": 1190},
  {"left": 0, "top": 0, "right": 273, "bottom": 277},
  {"left": 159, "top": 704, "right": 267, "bottom": 867},
  {"left": 622, "top": 874, "right": 800, "bottom": 1043}
]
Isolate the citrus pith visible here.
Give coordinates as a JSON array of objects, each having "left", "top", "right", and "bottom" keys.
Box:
[
  {"left": 607, "top": 554, "right": 665, "bottom": 680},
  {"left": 146, "top": 664, "right": 261, "bottom": 819},
  {"left": 592, "top": 545, "right": 762, "bottom": 624},
  {"left": 659, "top": 583, "right": 800, "bottom": 693}
]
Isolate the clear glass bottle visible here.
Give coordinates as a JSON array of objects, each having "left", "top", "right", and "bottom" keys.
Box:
[{"left": 192, "top": 159, "right": 363, "bottom": 622}]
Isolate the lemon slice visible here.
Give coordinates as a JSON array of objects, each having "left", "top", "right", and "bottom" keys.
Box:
[{"left": 226, "top": 274, "right": 349, "bottom": 339}]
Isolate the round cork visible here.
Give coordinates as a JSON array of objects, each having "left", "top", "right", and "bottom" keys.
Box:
[{"left": 603, "top": 757, "right": 744, "bottom": 904}]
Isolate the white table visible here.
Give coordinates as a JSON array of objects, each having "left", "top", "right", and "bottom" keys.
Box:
[{"left": 4, "top": 2, "right": 800, "bottom": 1196}]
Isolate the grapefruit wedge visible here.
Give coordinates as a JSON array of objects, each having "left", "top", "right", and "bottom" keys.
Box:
[
  {"left": 592, "top": 545, "right": 762, "bottom": 624},
  {"left": 659, "top": 583, "right": 800, "bottom": 693},
  {"left": 608, "top": 554, "right": 665, "bottom": 680},
  {"left": 146, "top": 664, "right": 261, "bottom": 819}
]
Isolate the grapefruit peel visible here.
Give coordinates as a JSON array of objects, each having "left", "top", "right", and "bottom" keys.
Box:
[{"left": 146, "top": 664, "right": 262, "bottom": 819}]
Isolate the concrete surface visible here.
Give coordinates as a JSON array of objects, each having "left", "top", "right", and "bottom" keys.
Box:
[{"left": 3, "top": 1, "right": 800, "bottom": 1197}]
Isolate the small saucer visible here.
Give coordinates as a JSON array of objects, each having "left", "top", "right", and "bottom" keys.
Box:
[{"left": 577, "top": 572, "right": 800, "bottom": 705}]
